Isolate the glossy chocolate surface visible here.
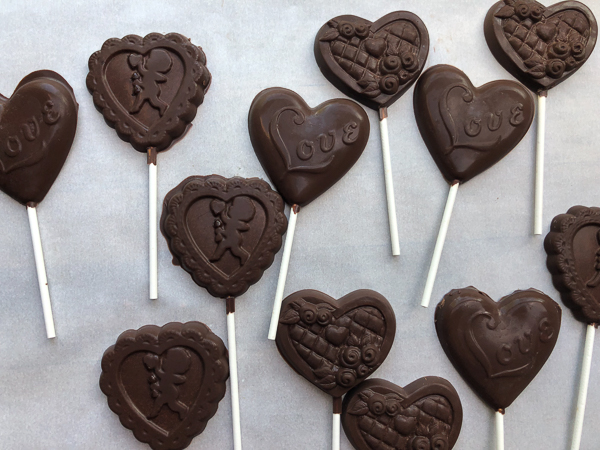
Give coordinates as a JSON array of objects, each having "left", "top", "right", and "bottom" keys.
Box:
[
  {"left": 275, "top": 289, "right": 395, "bottom": 399},
  {"left": 314, "top": 12, "right": 429, "bottom": 110},
  {"left": 160, "top": 175, "right": 287, "bottom": 299},
  {"left": 342, "top": 377, "right": 463, "bottom": 450},
  {"left": 0, "top": 70, "right": 78, "bottom": 206},
  {"left": 413, "top": 65, "right": 535, "bottom": 184},
  {"left": 545, "top": 206, "right": 600, "bottom": 324},
  {"left": 248, "top": 87, "right": 369, "bottom": 207},
  {"left": 435, "top": 287, "right": 561, "bottom": 411},
  {"left": 87, "top": 32, "right": 211, "bottom": 153},
  {"left": 100, "top": 322, "right": 229, "bottom": 450},
  {"left": 485, "top": 0, "right": 597, "bottom": 94}
]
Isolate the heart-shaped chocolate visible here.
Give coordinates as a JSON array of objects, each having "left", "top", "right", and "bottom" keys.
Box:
[
  {"left": 100, "top": 322, "right": 229, "bottom": 450},
  {"left": 275, "top": 290, "right": 395, "bottom": 399},
  {"left": 0, "top": 70, "right": 78, "bottom": 205},
  {"left": 160, "top": 175, "right": 287, "bottom": 298},
  {"left": 342, "top": 377, "right": 463, "bottom": 450},
  {"left": 414, "top": 65, "right": 535, "bottom": 184},
  {"left": 435, "top": 287, "right": 561, "bottom": 410},
  {"left": 315, "top": 12, "right": 429, "bottom": 110},
  {"left": 545, "top": 206, "right": 600, "bottom": 324},
  {"left": 248, "top": 88, "right": 369, "bottom": 207},
  {"left": 485, "top": 0, "right": 597, "bottom": 93},
  {"left": 87, "top": 32, "right": 211, "bottom": 153}
]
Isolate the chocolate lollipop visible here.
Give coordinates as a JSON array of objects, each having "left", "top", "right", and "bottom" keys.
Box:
[
  {"left": 161, "top": 175, "right": 287, "bottom": 449},
  {"left": 545, "top": 206, "right": 600, "bottom": 449},
  {"left": 100, "top": 322, "right": 229, "bottom": 450},
  {"left": 87, "top": 32, "right": 211, "bottom": 300},
  {"left": 315, "top": 12, "right": 430, "bottom": 255},
  {"left": 484, "top": 0, "right": 598, "bottom": 234},
  {"left": 248, "top": 87, "right": 369, "bottom": 340},
  {"left": 414, "top": 65, "right": 535, "bottom": 307},
  {"left": 0, "top": 70, "right": 78, "bottom": 338},
  {"left": 342, "top": 377, "right": 463, "bottom": 450},
  {"left": 435, "top": 287, "right": 561, "bottom": 449},
  {"left": 275, "top": 289, "right": 396, "bottom": 450}
]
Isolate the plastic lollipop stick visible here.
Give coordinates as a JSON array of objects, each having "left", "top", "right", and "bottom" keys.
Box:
[
  {"left": 571, "top": 324, "right": 596, "bottom": 450},
  {"left": 421, "top": 182, "right": 459, "bottom": 307},
  {"left": 148, "top": 148, "right": 158, "bottom": 300},
  {"left": 379, "top": 108, "right": 400, "bottom": 256},
  {"left": 268, "top": 205, "right": 299, "bottom": 340},
  {"left": 534, "top": 93, "right": 547, "bottom": 235},
  {"left": 495, "top": 410, "right": 504, "bottom": 450},
  {"left": 226, "top": 298, "right": 242, "bottom": 450},
  {"left": 332, "top": 397, "right": 342, "bottom": 450},
  {"left": 27, "top": 205, "right": 56, "bottom": 339}
]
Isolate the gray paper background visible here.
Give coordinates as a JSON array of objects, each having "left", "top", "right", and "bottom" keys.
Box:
[{"left": 0, "top": 1, "right": 599, "bottom": 449}]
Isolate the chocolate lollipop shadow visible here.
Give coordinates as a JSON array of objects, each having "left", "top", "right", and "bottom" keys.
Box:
[
  {"left": 0, "top": 70, "right": 78, "bottom": 338},
  {"left": 161, "top": 175, "right": 287, "bottom": 450},
  {"left": 87, "top": 32, "right": 212, "bottom": 300}
]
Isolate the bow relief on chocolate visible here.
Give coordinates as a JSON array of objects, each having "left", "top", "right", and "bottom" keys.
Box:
[
  {"left": 276, "top": 290, "right": 395, "bottom": 398},
  {"left": 161, "top": 175, "right": 287, "bottom": 298},
  {"left": 342, "top": 378, "right": 463, "bottom": 450},
  {"left": 545, "top": 206, "right": 600, "bottom": 323},
  {"left": 485, "top": 0, "right": 597, "bottom": 91},
  {"left": 270, "top": 105, "right": 359, "bottom": 173},
  {"left": 100, "top": 322, "right": 229, "bottom": 450}
]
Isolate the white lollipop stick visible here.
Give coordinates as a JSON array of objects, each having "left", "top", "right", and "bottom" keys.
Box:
[
  {"left": 571, "top": 323, "right": 596, "bottom": 450},
  {"left": 379, "top": 108, "right": 400, "bottom": 256},
  {"left": 421, "top": 182, "right": 459, "bottom": 307},
  {"left": 148, "top": 148, "right": 158, "bottom": 300},
  {"left": 495, "top": 410, "right": 505, "bottom": 450},
  {"left": 27, "top": 205, "right": 56, "bottom": 339},
  {"left": 332, "top": 397, "right": 342, "bottom": 450},
  {"left": 226, "top": 298, "right": 242, "bottom": 450},
  {"left": 534, "top": 93, "right": 547, "bottom": 235},
  {"left": 267, "top": 205, "right": 299, "bottom": 340}
]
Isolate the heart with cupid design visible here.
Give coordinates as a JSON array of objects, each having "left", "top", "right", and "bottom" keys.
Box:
[
  {"left": 485, "top": 0, "right": 597, "bottom": 93},
  {"left": 414, "top": 65, "right": 535, "bottom": 184},
  {"left": 160, "top": 175, "right": 287, "bottom": 299},
  {"left": 248, "top": 88, "right": 369, "bottom": 207},
  {"left": 100, "top": 322, "right": 229, "bottom": 450},
  {"left": 435, "top": 286, "right": 561, "bottom": 411},
  {"left": 342, "top": 377, "right": 463, "bottom": 450},
  {"left": 275, "top": 289, "right": 396, "bottom": 399},
  {"left": 87, "top": 32, "right": 211, "bottom": 153},
  {"left": 0, "top": 70, "right": 78, "bottom": 206}
]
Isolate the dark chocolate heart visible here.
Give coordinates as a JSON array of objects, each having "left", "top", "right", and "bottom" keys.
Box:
[
  {"left": 315, "top": 12, "right": 430, "bottom": 110},
  {"left": 100, "top": 322, "right": 229, "bottom": 450},
  {"left": 0, "top": 70, "right": 78, "bottom": 205},
  {"left": 275, "top": 290, "right": 395, "bottom": 399},
  {"left": 87, "top": 32, "right": 211, "bottom": 153},
  {"left": 160, "top": 175, "right": 287, "bottom": 298},
  {"left": 413, "top": 65, "right": 535, "bottom": 184},
  {"left": 545, "top": 205, "right": 600, "bottom": 324},
  {"left": 248, "top": 87, "right": 369, "bottom": 207},
  {"left": 435, "top": 287, "right": 561, "bottom": 410},
  {"left": 485, "top": 0, "right": 597, "bottom": 93},
  {"left": 342, "top": 377, "right": 463, "bottom": 450}
]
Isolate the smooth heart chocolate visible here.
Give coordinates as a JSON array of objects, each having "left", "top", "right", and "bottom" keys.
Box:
[
  {"left": 485, "top": 0, "right": 597, "bottom": 93},
  {"left": 0, "top": 70, "right": 78, "bottom": 205},
  {"left": 160, "top": 175, "right": 287, "bottom": 298},
  {"left": 414, "top": 65, "right": 535, "bottom": 184},
  {"left": 87, "top": 32, "right": 211, "bottom": 153},
  {"left": 248, "top": 87, "right": 369, "bottom": 207},
  {"left": 100, "top": 322, "right": 229, "bottom": 450},
  {"left": 275, "top": 290, "right": 395, "bottom": 399},
  {"left": 435, "top": 287, "right": 561, "bottom": 411},
  {"left": 545, "top": 206, "right": 600, "bottom": 324},
  {"left": 342, "top": 377, "right": 463, "bottom": 450},
  {"left": 314, "top": 12, "right": 429, "bottom": 110}
]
